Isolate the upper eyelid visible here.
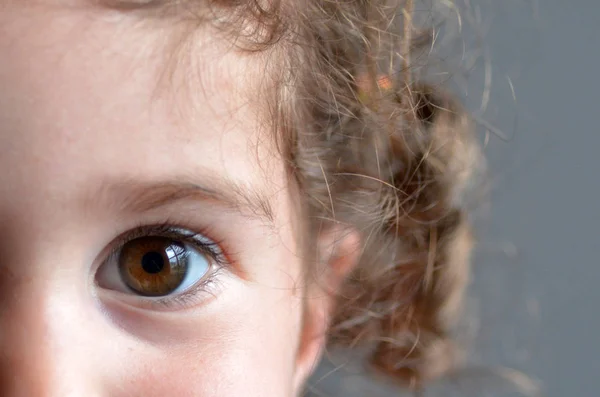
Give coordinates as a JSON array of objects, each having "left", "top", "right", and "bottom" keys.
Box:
[{"left": 105, "top": 224, "right": 226, "bottom": 263}]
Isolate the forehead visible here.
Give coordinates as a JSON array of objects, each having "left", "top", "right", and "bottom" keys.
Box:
[
  {"left": 0, "top": 1, "right": 282, "bottom": 216},
  {"left": 0, "top": 0, "right": 259, "bottom": 116}
]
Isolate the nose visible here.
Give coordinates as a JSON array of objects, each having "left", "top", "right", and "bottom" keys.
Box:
[{"left": 0, "top": 270, "right": 100, "bottom": 397}]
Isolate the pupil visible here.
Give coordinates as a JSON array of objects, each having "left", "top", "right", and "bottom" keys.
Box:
[{"left": 141, "top": 251, "right": 164, "bottom": 274}]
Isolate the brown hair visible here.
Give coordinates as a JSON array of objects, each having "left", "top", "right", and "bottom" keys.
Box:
[
  {"left": 269, "top": 0, "right": 480, "bottom": 389},
  {"left": 118, "top": 0, "right": 481, "bottom": 390}
]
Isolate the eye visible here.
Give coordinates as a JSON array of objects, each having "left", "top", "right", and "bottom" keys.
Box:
[
  {"left": 96, "top": 226, "right": 223, "bottom": 299},
  {"left": 118, "top": 236, "right": 209, "bottom": 296}
]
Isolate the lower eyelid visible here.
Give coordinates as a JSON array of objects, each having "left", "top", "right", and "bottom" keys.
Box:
[
  {"left": 97, "top": 271, "right": 225, "bottom": 313},
  {"left": 147, "top": 264, "right": 230, "bottom": 311},
  {"left": 151, "top": 277, "right": 220, "bottom": 309}
]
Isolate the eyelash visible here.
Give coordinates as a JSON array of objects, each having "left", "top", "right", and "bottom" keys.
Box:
[{"left": 98, "top": 222, "right": 229, "bottom": 311}]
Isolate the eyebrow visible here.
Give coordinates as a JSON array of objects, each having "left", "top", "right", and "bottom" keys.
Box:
[
  {"left": 90, "top": 177, "right": 275, "bottom": 225},
  {"left": 99, "top": 0, "right": 169, "bottom": 11},
  {"left": 98, "top": 0, "right": 206, "bottom": 16}
]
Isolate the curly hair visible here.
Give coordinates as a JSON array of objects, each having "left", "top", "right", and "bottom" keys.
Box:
[
  {"left": 270, "top": 1, "right": 479, "bottom": 388},
  {"left": 114, "top": 0, "right": 482, "bottom": 390}
]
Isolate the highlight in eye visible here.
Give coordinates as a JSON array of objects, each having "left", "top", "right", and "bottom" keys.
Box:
[{"left": 96, "top": 224, "right": 227, "bottom": 305}]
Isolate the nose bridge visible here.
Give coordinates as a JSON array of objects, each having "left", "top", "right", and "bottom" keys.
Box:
[
  {"left": 0, "top": 251, "right": 98, "bottom": 396},
  {"left": 0, "top": 284, "right": 54, "bottom": 396}
]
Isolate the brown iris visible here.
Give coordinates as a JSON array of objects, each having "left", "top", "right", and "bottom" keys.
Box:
[{"left": 119, "top": 237, "right": 189, "bottom": 296}]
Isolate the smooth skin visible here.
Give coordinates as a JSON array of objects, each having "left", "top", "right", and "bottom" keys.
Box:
[{"left": 0, "top": 2, "right": 356, "bottom": 396}]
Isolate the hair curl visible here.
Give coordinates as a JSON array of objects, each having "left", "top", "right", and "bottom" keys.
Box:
[{"left": 273, "top": 1, "right": 480, "bottom": 389}]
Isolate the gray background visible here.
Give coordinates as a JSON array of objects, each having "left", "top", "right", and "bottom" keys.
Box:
[{"left": 306, "top": 1, "right": 599, "bottom": 396}]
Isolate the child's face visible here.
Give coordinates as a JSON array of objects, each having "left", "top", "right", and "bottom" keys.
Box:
[{"left": 0, "top": 2, "right": 317, "bottom": 395}]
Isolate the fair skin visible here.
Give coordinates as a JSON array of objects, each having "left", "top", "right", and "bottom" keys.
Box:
[{"left": 0, "top": 1, "right": 355, "bottom": 395}]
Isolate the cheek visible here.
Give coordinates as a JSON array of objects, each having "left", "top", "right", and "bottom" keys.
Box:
[{"left": 105, "top": 274, "right": 305, "bottom": 397}]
